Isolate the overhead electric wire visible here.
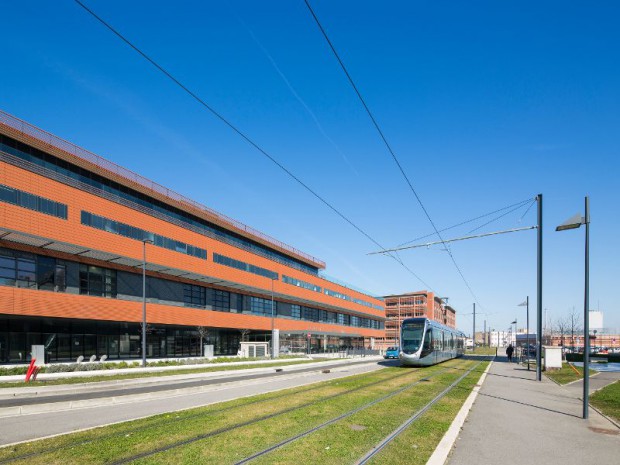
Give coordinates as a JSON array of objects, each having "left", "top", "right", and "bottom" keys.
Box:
[
  {"left": 398, "top": 197, "right": 535, "bottom": 247},
  {"left": 303, "top": 0, "right": 484, "bottom": 308},
  {"left": 466, "top": 198, "right": 537, "bottom": 235},
  {"left": 73, "top": 0, "right": 435, "bottom": 291}
]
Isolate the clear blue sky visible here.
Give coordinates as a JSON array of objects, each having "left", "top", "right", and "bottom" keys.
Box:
[{"left": 2, "top": 1, "right": 619, "bottom": 333}]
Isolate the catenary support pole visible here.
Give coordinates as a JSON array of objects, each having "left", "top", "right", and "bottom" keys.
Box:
[
  {"left": 473, "top": 303, "right": 476, "bottom": 352},
  {"left": 536, "top": 194, "right": 543, "bottom": 381},
  {"left": 583, "top": 196, "right": 590, "bottom": 419}
]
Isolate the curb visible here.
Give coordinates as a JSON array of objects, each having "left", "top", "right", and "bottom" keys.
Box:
[{"left": 426, "top": 358, "right": 493, "bottom": 465}]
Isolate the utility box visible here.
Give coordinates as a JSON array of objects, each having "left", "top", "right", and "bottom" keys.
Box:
[
  {"left": 544, "top": 346, "right": 562, "bottom": 370},
  {"left": 239, "top": 342, "right": 269, "bottom": 358},
  {"left": 203, "top": 344, "right": 214, "bottom": 358},
  {"left": 31, "top": 345, "right": 46, "bottom": 366}
]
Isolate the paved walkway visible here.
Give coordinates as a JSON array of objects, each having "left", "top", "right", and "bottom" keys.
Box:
[{"left": 447, "top": 356, "right": 620, "bottom": 465}]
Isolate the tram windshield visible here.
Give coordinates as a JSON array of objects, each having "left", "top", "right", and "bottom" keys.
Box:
[{"left": 401, "top": 321, "right": 425, "bottom": 353}]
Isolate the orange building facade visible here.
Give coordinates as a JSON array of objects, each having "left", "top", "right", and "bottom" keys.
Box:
[
  {"left": 379, "top": 291, "right": 456, "bottom": 348},
  {"left": 0, "top": 111, "right": 385, "bottom": 363}
]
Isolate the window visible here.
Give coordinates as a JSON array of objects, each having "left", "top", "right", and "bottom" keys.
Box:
[
  {"left": 250, "top": 296, "right": 273, "bottom": 316},
  {"left": 0, "top": 134, "right": 318, "bottom": 275},
  {"left": 213, "top": 290, "right": 230, "bottom": 311},
  {"left": 184, "top": 284, "right": 205, "bottom": 308},
  {"left": 291, "top": 304, "right": 301, "bottom": 319},
  {"left": 213, "top": 253, "right": 278, "bottom": 280},
  {"left": 0, "top": 250, "right": 36, "bottom": 288},
  {"left": 0, "top": 184, "right": 68, "bottom": 219},
  {"left": 79, "top": 265, "right": 116, "bottom": 298},
  {"left": 81, "top": 211, "right": 206, "bottom": 259},
  {"left": 282, "top": 275, "right": 322, "bottom": 293}
]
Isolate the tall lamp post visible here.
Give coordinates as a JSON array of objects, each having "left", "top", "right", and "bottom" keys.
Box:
[
  {"left": 519, "top": 297, "right": 530, "bottom": 370},
  {"left": 510, "top": 320, "right": 517, "bottom": 362},
  {"left": 271, "top": 276, "right": 278, "bottom": 358},
  {"left": 556, "top": 196, "right": 590, "bottom": 419},
  {"left": 141, "top": 238, "right": 153, "bottom": 368}
]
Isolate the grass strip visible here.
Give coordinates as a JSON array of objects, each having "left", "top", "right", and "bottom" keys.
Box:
[
  {"left": 368, "top": 361, "right": 487, "bottom": 464},
  {"left": 0, "top": 365, "right": 407, "bottom": 464},
  {"left": 0, "top": 359, "right": 324, "bottom": 389},
  {"left": 244, "top": 360, "right": 481, "bottom": 465},
  {"left": 590, "top": 380, "right": 620, "bottom": 423},
  {"left": 544, "top": 363, "right": 595, "bottom": 385},
  {"left": 127, "top": 364, "right": 453, "bottom": 465}
]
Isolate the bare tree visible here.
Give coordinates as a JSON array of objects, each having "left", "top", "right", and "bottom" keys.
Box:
[
  {"left": 555, "top": 316, "right": 570, "bottom": 352},
  {"left": 568, "top": 307, "right": 582, "bottom": 351},
  {"left": 239, "top": 328, "right": 251, "bottom": 342},
  {"left": 196, "top": 326, "right": 210, "bottom": 354}
]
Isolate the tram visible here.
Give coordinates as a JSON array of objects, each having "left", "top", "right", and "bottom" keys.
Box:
[{"left": 399, "top": 317, "right": 466, "bottom": 367}]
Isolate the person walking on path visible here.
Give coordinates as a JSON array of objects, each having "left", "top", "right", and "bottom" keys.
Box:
[{"left": 506, "top": 344, "right": 514, "bottom": 362}]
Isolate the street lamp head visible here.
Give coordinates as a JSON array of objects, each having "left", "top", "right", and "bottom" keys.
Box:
[
  {"left": 142, "top": 238, "right": 154, "bottom": 244},
  {"left": 510, "top": 320, "right": 517, "bottom": 325},
  {"left": 556, "top": 213, "right": 585, "bottom": 231},
  {"left": 518, "top": 301, "right": 527, "bottom": 307}
]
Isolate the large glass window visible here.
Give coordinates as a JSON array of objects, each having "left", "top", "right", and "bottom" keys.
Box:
[
  {"left": 183, "top": 284, "right": 205, "bottom": 308},
  {"left": 81, "top": 211, "right": 206, "bottom": 259},
  {"left": 213, "top": 253, "right": 278, "bottom": 280},
  {"left": 79, "top": 265, "right": 116, "bottom": 298},
  {"left": 212, "top": 290, "right": 230, "bottom": 311},
  {"left": 0, "top": 134, "right": 317, "bottom": 275},
  {"left": 282, "top": 275, "right": 321, "bottom": 293},
  {"left": 291, "top": 304, "right": 301, "bottom": 319},
  {"left": 0, "top": 183, "right": 68, "bottom": 219},
  {"left": 0, "top": 249, "right": 36, "bottom": 288},
  {"left": 249, "top": 296, "right": 274, "bottom": 316}
]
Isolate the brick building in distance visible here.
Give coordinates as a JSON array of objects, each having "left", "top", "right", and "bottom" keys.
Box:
[{"left": 380, "top": 291, "right": 456, "bottom": 348}]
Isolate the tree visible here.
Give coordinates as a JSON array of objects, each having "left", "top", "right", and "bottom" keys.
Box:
[
  {"left": 239, "top": 328, "right": 251, "bottom": 342},
  {"left": 196, "top": 326, "right": 210, "bottom": 355},
  {"left": 555, "top": 316, "right": 570, "bottom": 352},
  {"left": 568, "top": 307, "right": 582, "bottom": 351}
]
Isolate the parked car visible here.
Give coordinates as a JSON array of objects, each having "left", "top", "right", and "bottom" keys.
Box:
[{"left": 384, "top": 347, "right": 400, "bottom": 359}]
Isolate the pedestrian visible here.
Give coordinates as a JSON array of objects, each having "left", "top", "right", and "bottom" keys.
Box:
[{"left": 506, "top": 344, "right": 514, "bottom": 362}]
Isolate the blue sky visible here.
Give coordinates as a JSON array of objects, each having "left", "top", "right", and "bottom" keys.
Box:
[{"left": 2, "top": 1, "right": 619, "bottom": 333}]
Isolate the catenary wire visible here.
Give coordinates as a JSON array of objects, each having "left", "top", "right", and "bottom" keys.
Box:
[
  {"left": 466, "top": 198, "right": 537, "bottom": 235},
  {"left": 303, "top": 0, "right": 484, "bottom": 308},
  {"left": 72, "top": 0, "right": 435, "bottom": 291},
  {"left": 398, "top": 197, "right": 535, "bottom": 247}
]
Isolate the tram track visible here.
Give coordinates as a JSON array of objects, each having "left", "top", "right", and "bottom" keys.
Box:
[
  {"left": 235, "top": 361, "right": 482, "bottom": 464},
  {"left": 109, "top": 365, "right": 440, "bottom": 464},
  {"left": 0, "top": 360, "right": 486, "bottom": 465},
  {"left": 355, "top": 361, "right": 482, "bottom": 464},
  {"left": 0, "top": 365, "right": 412, "bottom": 464}
]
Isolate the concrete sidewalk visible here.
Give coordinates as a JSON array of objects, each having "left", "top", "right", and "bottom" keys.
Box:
[{"left": 447, "top": 357, "right": 619, "bottom": 465}]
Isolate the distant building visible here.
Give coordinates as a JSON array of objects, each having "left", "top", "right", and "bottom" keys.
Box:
[{"left": 379, "top": 290, "right": 456, "bottom": 348}]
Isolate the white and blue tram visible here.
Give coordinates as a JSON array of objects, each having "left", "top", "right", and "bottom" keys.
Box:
[{"left": 399, "top": 317, "right": 466, "bottom": 367}]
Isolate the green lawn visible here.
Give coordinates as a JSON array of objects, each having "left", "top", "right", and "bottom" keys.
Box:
[
  {"left": 466, "top": 347, "right": 497, "bottom": 356},
  {"left": 544, "top": 363, "right": 595, "bottom": 385},
  {"left": 590, "top": 381, "right": 620, "bottom": 423},
  {"left": 0, "top": 359, "right": 488, "bottom": 465},
  {"left": 0, "top": 359, "right": 321, "bottom": 389}
]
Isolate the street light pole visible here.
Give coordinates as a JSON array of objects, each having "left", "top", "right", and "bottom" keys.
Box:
[
  {"left": 536, "top": 193, "right": 543, "bottom": 381},
  {"left": 556, "top": 195, "right": 590, "bottom": 419},
  {"left": 141, "top": 239, "right": 153, "bottom": 368},
  {"left": 271, "top": 277, "right": 277, "bottom": 358}
]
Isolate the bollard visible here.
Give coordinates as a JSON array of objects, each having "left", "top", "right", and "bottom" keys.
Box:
[{"left": 24, "top": 359, "right": 37, "bottom": 383}]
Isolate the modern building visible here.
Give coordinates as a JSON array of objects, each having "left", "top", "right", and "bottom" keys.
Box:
[
  {"left": 0, "top": 110, "right": 385, "bottom": 363},
  {"left": 380, "top": 290, "right": 456, "bottom": 348}
]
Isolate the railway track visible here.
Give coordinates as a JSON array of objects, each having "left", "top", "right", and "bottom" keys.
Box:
[
  {"left": 0, "top": 359, "right": 488, "bottom": 464},
  {"left": 0, "top": 366, "right": 412, "bottom": 464}
]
